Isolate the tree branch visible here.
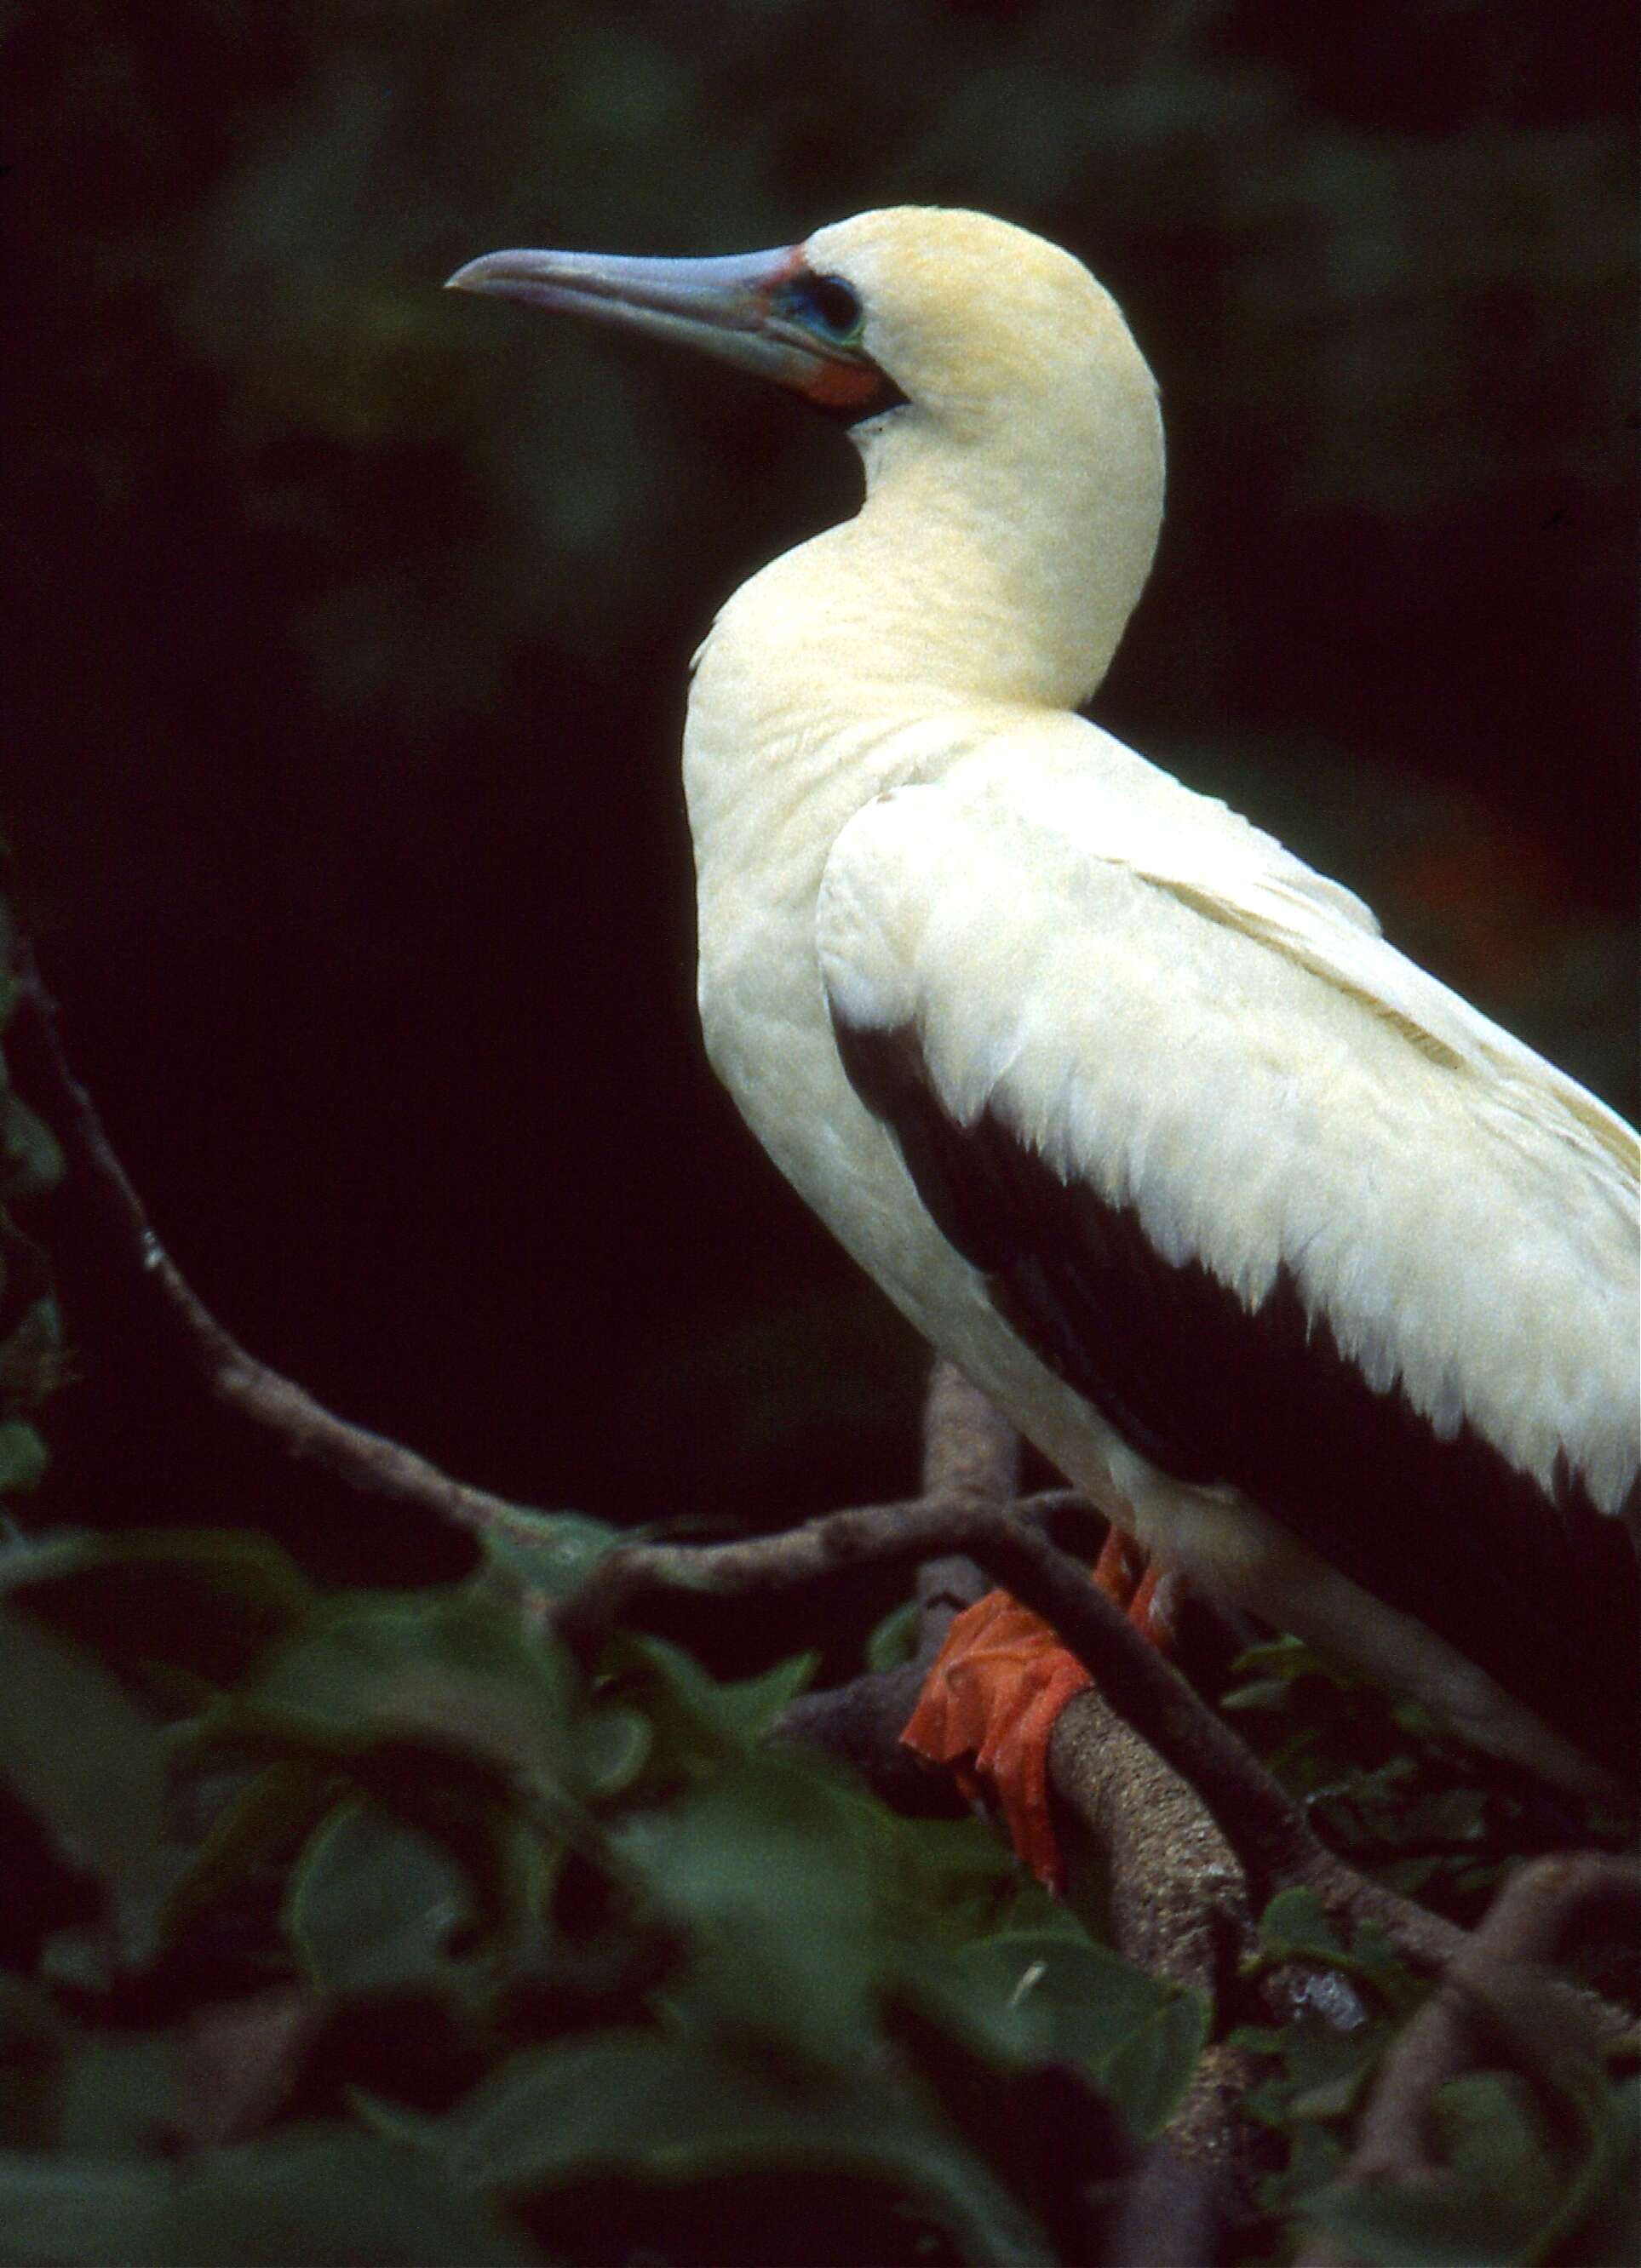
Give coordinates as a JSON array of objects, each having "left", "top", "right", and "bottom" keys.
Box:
[
  {"left": 9, "top": 952, "right": 530, "bottom": 1538},
  {"left": 557, "top": 1486, "right": 1466, "bottom": 1973},
  {"left": 1295, "top": 1853, "right": 1639, "bottom": 2267},
  {"left": 1334, "top": 1853, "right": 1638, "bottom": 2177},
  {"left": 777, "top": 1360, "right": 1005, "bottom": 1811}
]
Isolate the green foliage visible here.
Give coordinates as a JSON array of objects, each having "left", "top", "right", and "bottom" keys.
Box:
[
  {"left": 0, "top": 1423, "right": 49, "bottom": 1497},
  {"left": 3, "top": 1460, "right": 1623, "bottom": 2266},
  {"left": 1231, "top": 1893, "right": 1427, "bottom": 2219},
  {"left": 286, "top": 1801, "right": 475, "bottom": 2000},
  {"left": 0, "top": 947, "right": 62, "bottom": 1517},
  {"left": 1221, "top": 1637, "right": 1622, "bottom": 1915},
  {"left": 1301, "top": 2066, "right": 1639, "bottom": 2267},
  {"left": 934, "top": 1933, "right": 1210, "bottom": 2145},
  {"left": 0, "top": 1606, "right": 168, "bottom": 1883},
  {"left": 475, "top": 1508, "right": 625, "bottom": 1602},
  {"left": 1231, "top": 1894, "right": 1638, "bottom": 2265},
  {"left": 1, "top": 1527, "right": 316, "bottom": 1704},
  {"left": 0, "top": 1504, "right": 1212, "bottom": 2265},
  {"left": 0, "top": 2133, "right": 540, "bottom": 2268}
]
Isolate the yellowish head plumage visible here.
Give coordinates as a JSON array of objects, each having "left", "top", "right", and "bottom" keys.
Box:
[
  {"left": 805, "top": 207, "right": 1154, "bottom": 444},
  {"left": 776, "top": 208, "right": 1164, "bottom": 707}
]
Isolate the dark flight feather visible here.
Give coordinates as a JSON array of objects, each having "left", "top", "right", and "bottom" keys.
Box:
[{"left": 835, "top": 1011, "right": 1639, "bottom": 1778}]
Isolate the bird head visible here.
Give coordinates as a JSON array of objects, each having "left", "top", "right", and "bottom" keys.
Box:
[
  {"left": 448, "top": 204, "right": 1156, "bottom": 456},
  {"left": 449, "top": 206, "right": 1164, "bottom": 702}
]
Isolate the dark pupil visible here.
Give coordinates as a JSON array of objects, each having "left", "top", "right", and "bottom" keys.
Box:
[{"left": 803, "top": 274, "right": 859, "bottom": 335}]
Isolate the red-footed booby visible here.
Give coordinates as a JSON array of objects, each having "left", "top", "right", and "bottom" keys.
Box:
[{"left": 449, "top": 208, "right": 1639, "bottom": 1885}]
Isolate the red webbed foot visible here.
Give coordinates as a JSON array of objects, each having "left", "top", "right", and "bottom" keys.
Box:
[
  {"left": 901, "top": 1527, "right": 1179, "bottom": 1893},
  {"left": 900, "top": 1590, "right": 1093, "bottom": 1891}
]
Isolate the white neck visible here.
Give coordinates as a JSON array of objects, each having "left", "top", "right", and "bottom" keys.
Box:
[{"left": 680, "top": 381, "right": 1165, "bottom": 1065}]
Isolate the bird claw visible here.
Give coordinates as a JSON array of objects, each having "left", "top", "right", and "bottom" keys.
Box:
[{"left": 900, "top": 1589, "right": 1093, "bottom": 1893}]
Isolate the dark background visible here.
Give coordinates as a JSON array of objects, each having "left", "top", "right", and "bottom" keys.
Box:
[{"left": 3, "top": 1, "right": 1635, "bottom": 1575}]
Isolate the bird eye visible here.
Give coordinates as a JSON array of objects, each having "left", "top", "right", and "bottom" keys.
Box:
[{"left": 789, "top": 272, "right": 863, "bottom": 341}]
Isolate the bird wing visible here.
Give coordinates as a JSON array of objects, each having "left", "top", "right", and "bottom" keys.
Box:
[{"left": 816, "top": 723, "right": 1639, "bottom": 1769}]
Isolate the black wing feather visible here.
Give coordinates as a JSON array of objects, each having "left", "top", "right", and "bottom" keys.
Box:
[{"left": 835, "top": 1012, "right": 1640, "bottom": 1778}]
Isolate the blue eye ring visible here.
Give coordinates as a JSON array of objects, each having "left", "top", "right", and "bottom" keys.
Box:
[{"left": 784, "top": 272, "right": 863, "bottom": 342}]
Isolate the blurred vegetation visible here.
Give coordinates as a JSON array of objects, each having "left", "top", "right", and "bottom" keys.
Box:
[
  {"left": 0, "top": 0, "right": 1633, "bottom": 1546},
  {"left": 0, "top": 908, "right": 64, "bottom": 1506},
  {"left": 0, "top": 1514, "right": 1195, "bottom": 2261}
]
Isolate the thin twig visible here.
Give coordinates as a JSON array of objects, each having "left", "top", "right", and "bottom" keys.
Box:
[
  {"left": 1294, "top": 1853, "right": 1638, "bottom": 2267},
  {"left": 914, "top": 1356, "right": 1013, "bottom": 1641},
  {"left": 921, "top": 1355, "right": 1020, "bottom": 1501},
  {"left": 9, "top": 953, "right": 529, "bottom": 1537},
  {"left": 1339, "top": 1853, "right": 1638, "bottom": 2176},
  {"left": 777, "top": 1363, "right": 1019, "bottom": 1811}
]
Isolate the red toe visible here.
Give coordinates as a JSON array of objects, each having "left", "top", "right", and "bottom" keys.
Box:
[
  {"left": 1093, "top": 1525, "right": 1146, "bottom": 1609},
  {"left": 901, "top": 1589, "right": 1092, "bottom": 1892}
]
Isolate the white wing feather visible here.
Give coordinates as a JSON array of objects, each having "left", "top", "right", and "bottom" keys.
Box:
[{"left": 816, "top": 717, "right": 1639, "bottom": 1512}]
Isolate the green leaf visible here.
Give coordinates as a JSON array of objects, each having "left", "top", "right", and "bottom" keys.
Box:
[
  {"left": 1564, "top": 2072, "right": 1641, "bottom": 2266},
  {"left": 1231, "top": 2012, "right": 1399, "bottom": 2216},
  {"left": 1439, "top": 2070, "right": 1563, "bottom": 2220},
  {"left": 575, "top": 1702, "right": 651, "bottom": 1797},
  {"left": 440, "top": 2032, "right": 1054, "bottom": 2267},
  {"left": 1301, "top": 2075, "right": 1565, "bottom": 2265},
  {"left": 476, "top": 1508, "right": 621, "bottom": 1600},
  {"left": 0, "top": 1297, "right": 64, "bottom": 1414},
  {"left": 247, "top": 1590, "right": 575, "bottom": 1792},
  {"left": 215, "top": 1593, "right": 591, "bottom": 1944},
  {"left": 0, "top": 1607, "right": 167, "bottom": 1880},
  {"left": 1225, "top": 1635, "right": 1332, "bottom": 1689},
  {"left": 1217, "top": 1675, "right": 1295, "bottom": 1712},
  {"left": 286, "top": 1799, "right": 474, "bottom": 1996},
  {"left": 0, "top": 1424, "right": 46, "bottom": 1497},
  {"left": 873, "top": 1813, "right": 1064, "bottom": 1950},
  {"left": 1254, "top": 1890, "right": 1422, "bottom": 2019},
  {"left": 439, "top": 2028, "right": 787, "bottom": 2188},
  {"left": 56, "top": 2035, "right": 183, "bottom": 2156},
  {"left": 150, "top": 2128, "right": 540, "bottom": 2266},
  {"left": 609, "top": 1631, "right": 816, "bottom": 1774},
  {"left": 1265, "top": 2116, "right": 1350, "bottom": 2214},
  {"left": 0, "top": 1529, "right": 315, "bottom": 1698},
  {"left": 1233, "top": 2017, "right": 1391, "bottom": 2125},
  {"left": 865, "top": 1597, "right": 919, "bottom": 1672},
  {"left": 0, "top": 2153, "right": 167, "bottom": 2265},
  {"left": 617, "top": 1755, "right": 881, "bottom": 2070},
  {"left": 942, "top": 1931, "right": 1209, "bottom": 2140},
  {"left": 163, "top": 1759, "right": 341, "bottom": 1938},
  {"left": 1258, "top": 1886, "right": 1349, "bottom": 1965},
  {"left": 0, "top": 1092, "right": 63, "bottom": 1201}
]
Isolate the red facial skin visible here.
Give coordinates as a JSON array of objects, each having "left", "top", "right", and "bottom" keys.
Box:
[{"left": 758, "top": 244, "right": 889, "bottom": 411}]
